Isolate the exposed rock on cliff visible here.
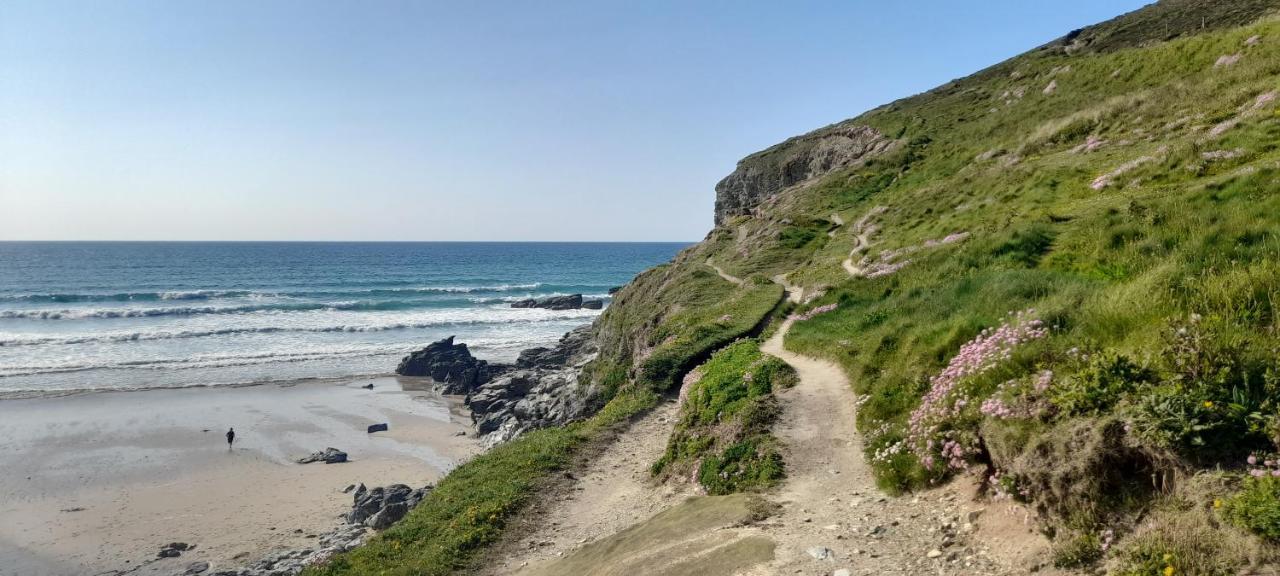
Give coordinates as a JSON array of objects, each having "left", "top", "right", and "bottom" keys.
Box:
[
  {"left": 713, "top": 124, "right": 896, "bottom": 225},
  {"left": 348, "top": 483, "right": 431, "bottom": 529},
  {"left": 394, "top": 336, "right": 501, "bottom": 394}
]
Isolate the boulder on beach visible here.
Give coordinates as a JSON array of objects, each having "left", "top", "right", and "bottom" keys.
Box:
[
  {"left": 297, "top": 447, "right": 348, "bottom": 464},
  {"left": 394, "top": 336, "right": 500, "bottom": 394},
  {"left": 366, "top": 423, "right": 388, "bottom": 434},
  {"left": 581, "top": 299, "right": 604, "bottom": 310},
  {"left": 158, "top": 542, "right": 190, "bottom": 558},
  {"left": 510, "top": 294, "right": 583, "bottom": 310}
]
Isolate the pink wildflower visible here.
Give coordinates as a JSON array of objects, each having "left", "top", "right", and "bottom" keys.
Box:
[{"left": 908, "top": 309, "right": 1049, "bottom": 468}]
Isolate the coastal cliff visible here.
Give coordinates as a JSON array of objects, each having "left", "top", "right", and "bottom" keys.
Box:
[
  {"left": 310, "top": 1, "right": 1280, "bottom": 574},
  {"left": 713, "top": 124, "right": 897, "bottom": 225}
]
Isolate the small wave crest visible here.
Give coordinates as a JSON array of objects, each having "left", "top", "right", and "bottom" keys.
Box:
[
  {"left": 0, "top": 308, "right": 601, "bottom": 347},
  {"left": 0, "top": 283, "right": 550, "bottom": 305}
]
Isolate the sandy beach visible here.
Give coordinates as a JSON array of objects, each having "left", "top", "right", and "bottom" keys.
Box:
[{"left": 0, "top": 377, "right": 480, "bottom": 576}]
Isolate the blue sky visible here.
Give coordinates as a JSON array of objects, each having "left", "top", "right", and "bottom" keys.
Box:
[{"left": 0, "top": 0, "right": 1149, "bottom": 241}]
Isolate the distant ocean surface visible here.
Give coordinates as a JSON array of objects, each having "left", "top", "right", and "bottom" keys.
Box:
[{"left": 0, "top": 242, "right": 687, "bottom": 397}]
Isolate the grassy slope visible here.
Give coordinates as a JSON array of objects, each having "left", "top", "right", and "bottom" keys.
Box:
[
  {"left": 630, "top": 3, "right": 1280, "bottom": 573},
  {"left": 311, "top": 2, "right": 1280, "bottom": 574},
  {"left": 652, "top": 339, "right": 797, "bottom": 495}
]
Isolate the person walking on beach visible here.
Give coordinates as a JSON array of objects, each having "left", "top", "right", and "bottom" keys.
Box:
[{"left": 226, "top": 427, "right": 235, "bottom": 450}]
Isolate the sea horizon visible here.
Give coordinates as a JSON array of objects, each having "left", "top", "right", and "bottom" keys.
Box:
[{"left": 0, "top": 241, "right": 689, "bottom": 398}]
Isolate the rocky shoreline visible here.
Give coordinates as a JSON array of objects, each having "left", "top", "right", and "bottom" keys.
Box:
[{"left": 396, "top": 324, "right": 601, "bottom": 448}]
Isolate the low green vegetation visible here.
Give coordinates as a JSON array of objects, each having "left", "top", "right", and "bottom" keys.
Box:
[
  {"left": 631, "top": 5, "right": 1280, "bottom": 573},
  {"left": 653, "top": 340, "right": 796, "bottom": 495},
  {"left": 1224, "top": 475, "right": 1280, "bottom": 540},
  {"left": 303, "top": 389, "right": 657, "bottom": 576},
  {"left": 312, "top": 2, "right": 1280, "bottom": 574}
]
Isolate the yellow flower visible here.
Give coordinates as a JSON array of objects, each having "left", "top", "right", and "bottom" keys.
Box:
[
  {"left": 1203, "top": 400, "right": 1214, "bottom": 408},
  {"left": 1214, "top": 498, "right": 1223, "bottom": 509},
  {"left": 1163, "top": 553, "right": 1174, "bottom": 563},
  {"left": 1164, "top": 566, "right": 1176, "bottom": 576}
]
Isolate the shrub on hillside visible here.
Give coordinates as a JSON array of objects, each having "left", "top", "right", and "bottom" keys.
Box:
[
  {"left": 1051, "top": 352, "right": 1154, "bottom": 416},
  {"left": 1224, "top": 475, "right": 1280, "bottom": 540}
]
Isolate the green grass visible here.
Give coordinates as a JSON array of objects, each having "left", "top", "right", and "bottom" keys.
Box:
[
  {"left": 615, "top": 8, "right": 1280, "bottom": 572},
  {"left": 313, "top": 4, "right": 1280, "bottom": 574},
  {"left": 303, "top": 389, "right": 657, "bottom": 576},
  {"left": 653, "top": 340, "right": 796, "bottom": 494}
]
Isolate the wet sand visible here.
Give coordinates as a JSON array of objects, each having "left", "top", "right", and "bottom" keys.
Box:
[{"left": 0, "top": 377, "right": 480, "bottom": 576}]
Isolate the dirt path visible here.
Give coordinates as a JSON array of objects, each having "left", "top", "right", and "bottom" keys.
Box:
[
  {"left": 828, "top": 213, "right": 845, "bottom": 238},
  {"left": 744, "top": 319, "right": 1060, "bottom": 575},
  {"left": 482, "top": 320, "right": 1064, "bottom": 576},
  {"left": 707, "top": 259, "right": 745, "bottom": 285},
  {"left": 479, "top": 401, "right": 696, "bottom": 575},
  {"left": 842, "top": 207, "right": 885, "bottom": 277},
  {"left": 771, "top": 273, "right": 804, "bottom": 304}
]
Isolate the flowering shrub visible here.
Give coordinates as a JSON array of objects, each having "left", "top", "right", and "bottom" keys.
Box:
[{"left": 907, "top": 309, "right": 1049, "bottom": 472}]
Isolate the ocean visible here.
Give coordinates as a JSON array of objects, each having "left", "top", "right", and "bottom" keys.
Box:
[{"left": 0, "top": 242, "right": 687, "bottom": 397}]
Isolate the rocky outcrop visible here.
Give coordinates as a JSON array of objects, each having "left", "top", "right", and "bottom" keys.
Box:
[
  {"left": 714, "top": 124, "right": 896, "bottom": 225},
  {"left": 207, "top": 524, "right": 369, "bottom": 576},
  {"left": 347, "top": 483, "right": 431, "bottom": 529},
  {"left": 395, "top": 336, "right": 502, "bottom": 394},
  {"left": 511, "top": 294, "right": 583, "bottom": 310},
  {"left": 465, "top": 325, "right": 600, "bottom": 447},
  {"left": 209, "top": 483, "right": 431, "bottom": 576}
]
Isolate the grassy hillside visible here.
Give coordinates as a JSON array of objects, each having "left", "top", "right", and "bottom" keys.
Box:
[
  {"left": 610, "top": 2, "right": 1280, "bottom": 573},
  {"left": 310, "top": 2, "right": 1280, "bottom": 574}
]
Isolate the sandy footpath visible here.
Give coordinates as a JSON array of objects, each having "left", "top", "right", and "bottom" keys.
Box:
[{"left": 0, "top": 377, "right": 480, "bottom": 576}]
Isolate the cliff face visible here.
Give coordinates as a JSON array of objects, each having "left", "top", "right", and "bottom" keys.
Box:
[{"left": 712, "top": 124, "right": 895, "bottom": 225}]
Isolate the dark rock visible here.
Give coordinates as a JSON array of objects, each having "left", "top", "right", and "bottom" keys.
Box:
[
  {"left": 184, "top": 561, "right": 210, "bottom": 574},
  {"left": 467, "top": 326, "right": 601, "bottom": 447},
  {"left": 348, "top": 483, "right": 431, "bottom": 528},
  {"left": 297, "top": 447, "right": 348, "bottom": 464},
  {"left": 608, "top": 286, "right": 622, "bottom": 295},
  {"left": 366, "top": 423, "right": 388, "bottom": 434},
  {"left": 394, "top": 336, "right": 498, "bottom": 394},
  {"left": 581, "top": 299, "right": 604, "bottom": 310},
  {"left": 509, "top": 294, "right": 583, "bottom": 310},
  {"left": 158, "top": 542, "right": 190, "bottom": 558}
]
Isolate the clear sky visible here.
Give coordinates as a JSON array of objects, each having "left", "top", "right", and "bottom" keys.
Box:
[{"left": 0, "top": 0, "right": 1149, "bottom": 241}]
